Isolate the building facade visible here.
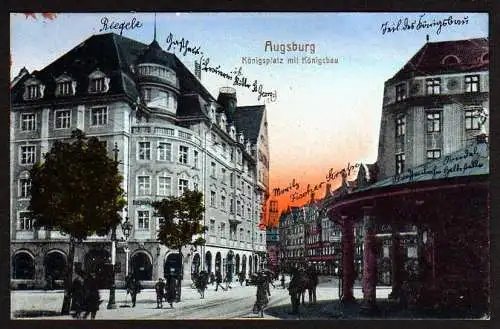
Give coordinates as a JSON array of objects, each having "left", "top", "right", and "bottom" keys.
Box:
[
  {"left": 10, "top": 33, "right": 269, "bottom": 289},
  {"left": 325, "top": 37, "right": 489, "bottom": 313}
]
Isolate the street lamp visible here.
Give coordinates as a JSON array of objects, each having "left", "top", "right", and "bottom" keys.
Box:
[
  {"left": 121, "top": 217, "right": 133, "bottom": 277},
  {"left": 107, "top": 142, "right": 120, "bottom": 310}
]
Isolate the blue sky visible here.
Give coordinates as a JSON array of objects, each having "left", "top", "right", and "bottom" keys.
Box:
[{"left": 10, "top": 12, "right": 489, "bottom": 205}]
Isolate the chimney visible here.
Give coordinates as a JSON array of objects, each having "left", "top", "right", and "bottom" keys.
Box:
[
  {"left": 324, "top": 183, "right": 331, "bottom": 197},
  {"left": 426, "top": 34, "right": 430, "bottom": 43}
]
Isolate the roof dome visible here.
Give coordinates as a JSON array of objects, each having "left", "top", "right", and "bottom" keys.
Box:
[{"left": 136, "top": 40, "right": 174, "bottom": 67}]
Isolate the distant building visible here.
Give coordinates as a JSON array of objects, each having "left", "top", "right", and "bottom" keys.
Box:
[{"left": 10, "top": 33, "right": 270, "bottom": 289}]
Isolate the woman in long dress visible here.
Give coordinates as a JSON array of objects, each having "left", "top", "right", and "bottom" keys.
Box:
[{"left": 253, "top": 272, "right": 269, "bottom": 318}]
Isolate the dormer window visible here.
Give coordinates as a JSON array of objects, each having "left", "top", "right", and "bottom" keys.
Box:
[
  {"left": 395, "top": 83, "right": 407, "bottom": 102},
  {"left": 239, "top": 133, "right": 244, "bottom": 144},
  {"left": 442, "top": 55, "right": 460, "bottom": 65},
  {"left": 88, "top": 70, "right": 110, "bottom": 93},
  {"left": 230, "top": 126, "right": 236, "bottom": 139},
  {"left": 55, "top": 74, "right": 76, "bottom": 97},
  {"left": 481, "top": 52, "right": 489, "bottom": 63},
  {"left": 220, "top": 114, "right": 227, "bottom": 131},
  {"left": 23, "top": 77, "right": 45, "bottom": 100}
]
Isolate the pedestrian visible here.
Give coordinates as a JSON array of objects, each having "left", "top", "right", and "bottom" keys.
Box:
[
  {"left": 195, "top": 270, "right": 209, "bottom": 299},
  {"left": 155, "top": 278, "right": 166, "bottom": 308},
  {"left": 210, "top": 272, "right": 215, "bottom": 286},
  {"left": 287, "top": 267, "right": 301, "bottom": 315},
  {"left": 280, "top": 273, "right": 286, "bottom": 289},
  {"left": 125, "top": 273, "right": 141, "bottom": 307},
  {"left": 214, "top": 269, "right": 226, "bottom": 292},
  {"left": 70, "top": 275, "right": 84, "bottom": 319},
  {"left": 225, "top": 269, "right": 233, "bottom": 290},
  {"left": 238, "top": 271, "right": 245, "bottom": 286},
  {"left": 253, "top": 272, "right": 269, "bottom": 318},
  {"left": 165, "top": 273, "right": 176, "bottom": 308},
  {"left": 82, "top": 272, "right": 101, "bottom": 320}
]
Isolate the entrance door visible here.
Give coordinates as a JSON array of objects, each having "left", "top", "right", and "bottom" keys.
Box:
[{"left": 164, "top": 253, "right": 182, "bottom": 279}]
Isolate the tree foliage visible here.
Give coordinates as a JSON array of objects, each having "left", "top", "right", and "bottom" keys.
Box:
[
  {"left": 28, "top": 129, "right": 126, "bottom": 240},
  {"left": 153, "top": 190, "right": 207, "bottom": 251}
]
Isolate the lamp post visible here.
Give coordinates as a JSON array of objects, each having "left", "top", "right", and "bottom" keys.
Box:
[
  {"left": 107, "top": 142, "right": 120, "bottom": 310},
  {"left": 121, "top": 217, "right": 133, "bottom": 277}
]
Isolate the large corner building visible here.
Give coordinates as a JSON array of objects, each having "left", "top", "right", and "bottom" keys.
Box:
[{"left": 10, "top": 33, "right": 270, "bottom": 289}]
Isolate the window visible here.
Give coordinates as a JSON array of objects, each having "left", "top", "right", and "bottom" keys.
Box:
[
  {"left": 220, "top": 223, "right": 226, "bottom": 238},
  {"left": 230, "top": 199, "right": 235, "bottom": 214},
  {"left": 178, "top": 145, "right": 188, "bottom": 164},
  {"left": 137, "top": 210, "right": 150, "bottom": 230},
  {"left": 142, "top": 88, "right": 152, "bottom": 103},
  {"left": 247, "top": 230, "right": 251, "bottom": 241},
  {"left": 27, "top": 85, "right": 40, "bottom": 99},
  {"left": 230, "top": 148, "right": 234, "bottom": 161},
  {"left": 240, "top": 228, "right": 244, "bottom": 241},
  {"left": 91, "top": 107, "right": 108, "bottom": 126},
  {"left": 230, "top": 173, "right": 235, "bottom": 187},
  {"left": 57, "top": 81, "right": 73, "bottom": 96},
  {"left": 395, "top": 83, "right": 407, "bottom": 102},
  {"left": 426, "top": 111, "right": 441, "bottom": 133},
  {"left": 157, "top": 176, "right": 172, "bottom": 196},
  {"left": 427, "top": 149, "right": 441, "bottom": 160},
  {"left": 54, "top": 110, "right": 71, "bottom": 129},
  {"left": 221, "top": 168, "right": 227, "bottom": 184},
  {"left": 237, "top": 200, "right": 242, "bottom": 215},
  {"left": 211, "top": 162, "right": 216, "bottom": 177},
  {"left": 20, "top": 113, "right": 36, "bottom": 131},
  {"left": 465, "top": 75, "right": 480, "bottom": 93},
  {"left": 210, "top": 191, "right": 216, "bottom": 207},
  {"left": 18, "top": 211, "right": 33, "bottom": 231},
  {"left": 210, "top": 219, "right": 216, "bottom": 234},
  {"left": 90, "top": 77, "right": 105, "bottom": 93},
  {"left": 137, "top": 176, "right": 151, "bottom": 195},
  {"left": 465, "top": 108, "right": 482, "bottom": 130},
  {"left": 395, "top": 115, "right": 406, "bottom": 137},
  {"left": 396, "top": 153, "right": 405, "bottom": 175},
  {"left": 157, "top": 142, "right": 172, "bottom": 161},
  {"left": 220, "top": 195, "right": 226, "bottom": 210},
  {"left": 193, "top": 150, "right": 199, "bottom": 168},
  {"left": 19, "top": 179, "right": 31, "bottom": 199},
  {"left": 138, "top": 142, "right": 151, "bottom": 160},
  {"left": 20, "top": 146, "right": 36, "bottom": 165},
  {"left": 426, "top": 78, "right": 441, "bottom": 95},
  {"left": 178, "top": 179, "right": 188, "bottom": 196}
]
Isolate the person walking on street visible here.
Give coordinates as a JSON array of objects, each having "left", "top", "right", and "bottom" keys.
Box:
[
  {"left": 225, "top": 269, "right": 233, "bottom": 290},
  {"left": 253, "top": 272, "right": 269, "bottom": 318},
  {"left": 214, "top": 269, "right": 226, "bottom": 291},
  {"left": 210, "top": 272, "right": 215, "bottom": 286},
  {"left": 154, "top": 278, "right": 166, "bottom": 308},
  {"left": 70, "top": 274, "right": 84, "bottom": 319},
  {"left": 125, "top": 273, "right": 142, "bottom": 307},
  {"left": 165, "top": 273, "right": 176, "bottom": 308},
  {"left": 288, "top": 267, "right": 301, "bottom": 315},
  {"left": 238, "top": 271, "right": 245, "bottom": 286},
  {"left": 82, "top": 272, "right": 101, "bottom": 320},
  {"left": 280, "top": 273, "right": 286, "bottom": 289}
]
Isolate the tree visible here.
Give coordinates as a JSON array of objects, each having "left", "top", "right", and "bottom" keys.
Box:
[
  {"left": 28, "top": 129, "right": 126, "bottom": 314},
  {"left": 153, "top": 190, "right": 207, "bottom": 301}
]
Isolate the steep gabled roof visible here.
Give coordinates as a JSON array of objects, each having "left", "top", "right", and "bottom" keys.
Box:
[
  {"left": 388, "top": 38, "right": 489, "bottom": 83},
  {"left": 11, "top": 33, "right": 216, "bottom": 105},
  {"left": 232, "top": 105, "right": 265, "bottom": 143}
]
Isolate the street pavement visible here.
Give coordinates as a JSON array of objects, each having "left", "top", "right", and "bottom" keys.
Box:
[{"left": 11, "top": 277, "right": 396, "bottom": 320}]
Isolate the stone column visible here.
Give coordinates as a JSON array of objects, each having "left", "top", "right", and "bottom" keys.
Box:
[
  {"left": 389, "top": 224, "right": 403, "bottom": 300},
  {"left": 340, "top": 216, "right": 355, "bottom": 302},
  {"left": 361, "top": 206, "right": 378, "bottom": 313}
]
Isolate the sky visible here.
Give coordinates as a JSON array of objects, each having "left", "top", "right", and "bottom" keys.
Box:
[{"left": 10, "top": 12, "right": 489, "bottom": 222}]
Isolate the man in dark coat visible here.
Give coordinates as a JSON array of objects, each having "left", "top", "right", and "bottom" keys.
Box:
[
  {"left": 210, "top": 272, "right": 215, "bottom": 286},
  {"left": 287, "top": 267, "right": 301, "bottom": 315},
  {"left": 238, "top": 271, "right": 245, "bottom": 286},
  {"left": 82, "top": 273, "right": 100, "bottom": 320},
  {"left": 125, "top": 273, "right": 141, "bottom": 307},
  {"left": 214, "top": 269, "right": 226, "bottom": 292},
  {"left": 155, "top": 278, "right": 166, "bottom": 308},
  {"left": 70, "top": 275, "right": 84, "bottom": 319},
  {"left": 165, "top": 273, "right": 176, "bottom": 308}
]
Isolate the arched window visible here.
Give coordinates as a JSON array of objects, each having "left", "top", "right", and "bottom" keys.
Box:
[
  {"left": 131, "top": 252, "right": 153, "bottom": 280},
  {"left": 13, "top": 251, "right": 35, "bottom": 279},
  {"left": 215, "top": 252, "right": 222, "bottom": 272},
  {"left": 44, "top": 251, "right": 67, "bottom": 280},
  {"left": 205, "top": 251, "right": 212, "bottom": 273},
  {"left": 441, "top": 55, "right": 460, "bottom": 65}
]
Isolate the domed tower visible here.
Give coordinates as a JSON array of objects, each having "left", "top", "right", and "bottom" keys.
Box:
[
  {"left": 135, "top": 39, "right": 180, "bottom": 116},
  {"left": 217, "top": 87, "right": 237, "bottom": 122}
]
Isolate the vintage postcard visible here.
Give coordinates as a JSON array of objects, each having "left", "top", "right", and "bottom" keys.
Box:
[{"left": 9, "top": 12, "right": 489, "bottom": 320}]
